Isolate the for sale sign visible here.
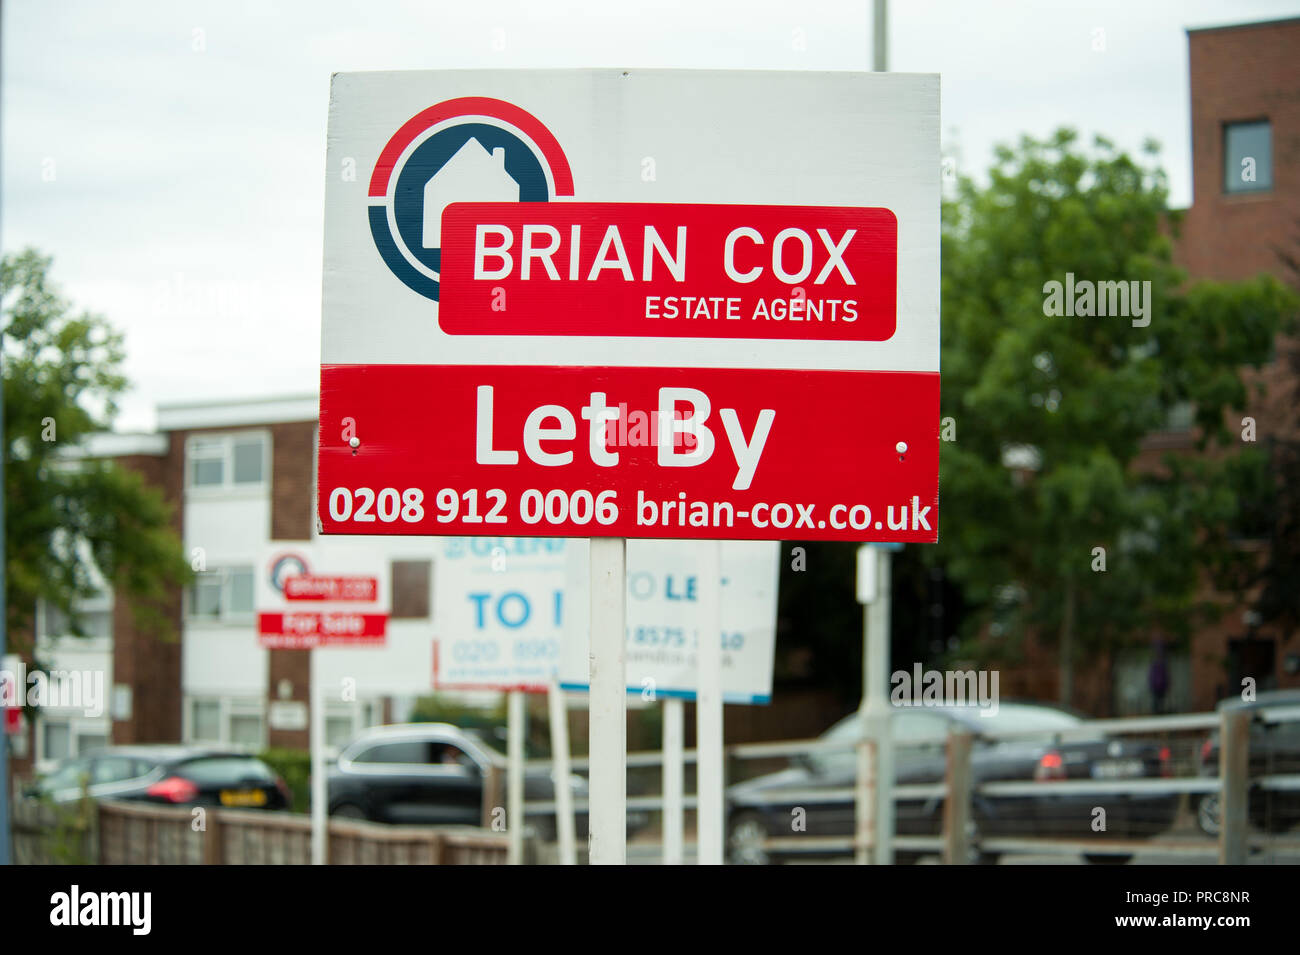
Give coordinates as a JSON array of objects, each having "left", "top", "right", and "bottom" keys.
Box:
[
  {"left": 319, "top": 70, "right": 939, "bottom": 542},
  {"left": 256, "top": 544, "right": 389, "bottom": 649}
]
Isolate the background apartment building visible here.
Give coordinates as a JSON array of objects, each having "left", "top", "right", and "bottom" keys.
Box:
[{"left": 22, "top": 395, "right": 460, "bottom": 773}]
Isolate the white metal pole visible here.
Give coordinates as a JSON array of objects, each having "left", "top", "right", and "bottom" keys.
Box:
[
  {"left": 855, "top": 732, "right": 874, "bottom": 865},
  {"left": 547, "top": 676, "right": 577, "bottom": 865},
  {"left": 507, "top": 689, "right": 525, "bottom": 864},
  {"left": 872, "top": 0, "right": 888, "bottom": 72},
  {"left": 863, "top": 549, "right": 894, "bottom": 865},
  {"left": 588, "top": 536, "right": 627, "bottom": 865},
  {"left": 662, "top": 696, "right": 684, "bottom": 865},
  {"left": 310, "top": 648, "right": 327, "bottom": 865},
  {"left": 695, "top": 540, "right": 725, "bottom": 865}
]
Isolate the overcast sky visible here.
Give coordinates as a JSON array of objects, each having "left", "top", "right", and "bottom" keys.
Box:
[{"left": 5, "top": 0, "right": 1298, "bottom": 431}]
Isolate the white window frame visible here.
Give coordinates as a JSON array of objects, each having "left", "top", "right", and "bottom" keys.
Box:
[
  {"left": 34, "top": 713, "right": 112, "bottom": 772},
  {"left": 35, "top": 595, "right": 115, "bottom": 651},
  {"left": 184, "top": 430, "right": 272, "bottom": 495},
  {"left": 185, "top": 565, "right": 256, "bottom": 625},
  {"left": 324, "top": 699, "right": 380, "bottom": 757},
  {"left": 183, "top": 695, "right": 266, "bottom": 751}
]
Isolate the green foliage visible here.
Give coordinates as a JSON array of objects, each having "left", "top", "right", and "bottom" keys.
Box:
[
  {"left": 1241, "top": 342, "right": 1300, "bottom": 637},
  {"left": 1, "top": 249, "right": 192, "bottom": 645},
  {"left": 409, "top": 693, "right": 506, "bottom": 730},
  {"left": 776, "top": 541, "right": 861, "bottom": 700},
  {"left": 936, "top": 131, "right": 1297, "bottom": 692},
  {"left": 259, "top": 747, "right": 311, "bottom": 813}
]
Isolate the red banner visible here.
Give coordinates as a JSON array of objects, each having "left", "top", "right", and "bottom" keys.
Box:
[
  {"left": 283, "top": 575, "right": 378, "bottom": 602},
  {"left": 438, "top": 202, "right": 897, "bottom": 342},
  {"left": 257, "top": 611, "right": 388, "bottom": 649},
  {"left": 318, "top": 363, "right": 938, "bottom": 542}
]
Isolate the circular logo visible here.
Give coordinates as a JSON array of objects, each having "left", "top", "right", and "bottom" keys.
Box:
[
  {"left": 269, "top": 553, "right": 310, "bottom": 594},
  {"left": 367, "top": 97, "right": 574, "bottom": 302}
]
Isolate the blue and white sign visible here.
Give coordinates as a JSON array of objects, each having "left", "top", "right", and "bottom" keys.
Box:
[
  {"left": 560, "top": 540, "right": 780, "bottom": 704},
  {"left": 432, "top": 537, "right": 569, "bottom": 691}
]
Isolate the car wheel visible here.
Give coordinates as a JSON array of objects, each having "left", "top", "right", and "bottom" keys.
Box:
[
  {"left": 1084, "top": 853, "right": 1132, "bottom": 865},
  {"left": 330, "top": 803, "right": 368, "bottom": 821},
  {"left": 727, "top": 812, "right": 772, "bottom": 865},
  {"left": 1196, "top": 793, "right": 1222, "bottom": 837}
]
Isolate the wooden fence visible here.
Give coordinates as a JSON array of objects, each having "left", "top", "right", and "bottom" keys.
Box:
[{"left": 14, "top": 799, "right": 510, "bottom": 865}]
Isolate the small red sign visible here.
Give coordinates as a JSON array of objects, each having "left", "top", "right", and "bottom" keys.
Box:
[
  {"left": 438, "top": 202, "right": 897, "bottom": 342},
  {"left": 257, "top": 611, "right": 388, "bottom": 649}
]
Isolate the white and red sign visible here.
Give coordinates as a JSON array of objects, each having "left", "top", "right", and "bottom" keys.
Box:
[
  {"left": 319, "top": 71, "right": 939, "bottom": 542},
  {"left": 256, "top": 545, "right": 389, "bottom": 649}
]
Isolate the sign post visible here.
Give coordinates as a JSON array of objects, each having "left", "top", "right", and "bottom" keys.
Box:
[
  {"left": 695, "top": 540, "right": 725, "bottom": 865},
  {"left": 587, "top": 537, "right": 627, "bottom": 865},
  {"left": 858, "top": 543, "right": 897, "bottom": 865},
  {"left": 547, "top": 676, "right": 577, "bottom": 865},
  {"left": 507, "top": 689, "right": 526, "bottom": 864},
  {"left": 309, "top": 649, "right": 327, "bottom": 865},
  {"left": 255, "top": 544, "right": 388, "bottom": 865},
  {"left": 662, "top": 696, "right": 685, "bottom": 865}
]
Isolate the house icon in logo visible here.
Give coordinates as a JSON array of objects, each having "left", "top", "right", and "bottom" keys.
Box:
[{"left": 422, "top": 138, "right": 520, "bottom": 249}]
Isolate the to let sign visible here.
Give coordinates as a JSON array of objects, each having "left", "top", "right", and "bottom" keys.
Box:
[{"left": 318, "top": 70, "right": 940, "bottom": 542}]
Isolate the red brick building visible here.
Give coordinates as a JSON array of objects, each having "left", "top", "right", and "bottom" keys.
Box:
[{"left": 1173, "top": 16, "right": 1300, "bottom": 710}]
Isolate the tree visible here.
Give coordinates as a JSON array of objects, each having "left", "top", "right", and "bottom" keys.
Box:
[
  {"left": 936, "top": 130, "right": 1296, "bottom": 708},
  {"left": 1241, "top": 225, "right": 1300, "bottom": 641},
  {"left": 2, "top": 248, "right": 191, "bottom": 650}
]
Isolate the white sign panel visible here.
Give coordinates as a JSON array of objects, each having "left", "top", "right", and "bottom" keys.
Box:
[
  {"left": 432, "top": 537, "right": 569, "bottom": 691},
  {"left": 560, "top": 540, "right": 779, "bottom": 704},
  {"left": 318, "top": 70, "right": 940, "bottom": 544}
]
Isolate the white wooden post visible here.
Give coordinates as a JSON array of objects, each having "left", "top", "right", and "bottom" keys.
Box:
[
  {"left": 547, "top": 676, "right": 577, "bottom": 865},
  {"left": 663, "top": 696, "right": 685, "bottom": 865},
  {"left": 507, "top": 689, "right": 525, "bottom": 864},
  {"left": 858, "top": 544, "right": 894, "bottom": 865},
  {"left": 696, "top": 540, "right": 725, "bottom": 865},
  {"left": 588, "top": 536, "right": 627, "bottom": 865},
  {"left": 310, "top": 648, "right": 327, "bottom": 865}
]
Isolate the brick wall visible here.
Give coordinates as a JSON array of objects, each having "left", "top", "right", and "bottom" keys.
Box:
[
  {"left": 1176, "top": 18, "right": 1300, "bottom": 707},
  {"left": 1178, "top": 18, "right": 1300, "bottom": 283},
  {"left": 109, "top": 447, "right": 184, "bottom": 745},
  {"left": 268, "top": 420, "right": 315, "bottom": 750}
]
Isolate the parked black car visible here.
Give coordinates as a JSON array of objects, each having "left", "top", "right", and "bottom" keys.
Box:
[
  {"left": 29, "top": 745, "right": 292, "bottom": 810},
  {"left": 328, "top": 723, "right": 648, "bottom": 838},
  {"left": 726, "top": 701, "right": 1178, "bottom": 865},
  {"left": 1193, "top": 689, "right": 1300, "bottom": 836}
]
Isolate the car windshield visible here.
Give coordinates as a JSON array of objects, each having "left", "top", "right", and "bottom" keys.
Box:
[
  {"left": 807, "top": 703, "right": 1082, "bottom": 771},
  {"left": 38, "top": 758, "right": 91, "bottom": 792},
  {"left": 461, "top": 728, "right": 509, "bottom": 759},
  {"left": 178, "top": 756, "right": 275, "bottom": 784}
]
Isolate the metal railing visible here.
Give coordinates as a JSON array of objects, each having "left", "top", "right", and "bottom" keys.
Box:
[{"left": 521, "top": 701, "right": 1300, "bottom": 863}]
